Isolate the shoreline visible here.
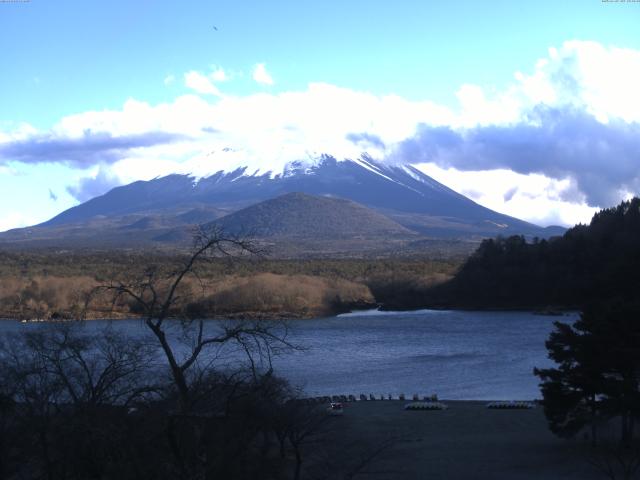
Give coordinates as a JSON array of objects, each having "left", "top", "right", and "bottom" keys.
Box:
[
  {"left": 298, "top": 397, "right": 543, "bottom": 405},
  {"left": 1, "top": 310, "right": 322, "bottom": 323},
  {"left": 1, "top": 305, "right": 579, "bottom": 323}
]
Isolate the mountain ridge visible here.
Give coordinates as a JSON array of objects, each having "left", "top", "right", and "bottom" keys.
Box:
[{"left": 0, "top": 155, "right": 566, "bottom": 254}]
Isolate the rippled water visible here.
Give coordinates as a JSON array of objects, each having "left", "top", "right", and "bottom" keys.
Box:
[{"left": 0, "top": 310, "right": 577, "bottom": 400}]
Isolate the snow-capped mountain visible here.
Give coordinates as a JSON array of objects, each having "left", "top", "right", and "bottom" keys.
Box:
[{"left": 0, "top": 155, "right": 564, "bottom": 251}]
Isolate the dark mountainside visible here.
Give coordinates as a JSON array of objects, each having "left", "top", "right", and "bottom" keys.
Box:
[
  {"left": 39, "top": 156, "right": 532, "bottom": 231},
  {"left": 0, "top": 156, "right": 564, "bottom": 253},
  {"left": 212, "top": 192, "right": 414, "bottom": 238},
  {"left": 395, "top": 198, "right": 640, "bottom": 311},
  {"left": 153, "top": 192, "right": 423, "bottom": 257}
]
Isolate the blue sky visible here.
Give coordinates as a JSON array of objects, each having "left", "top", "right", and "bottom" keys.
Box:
[{"left": 1, "top": 0, "right": 640, "bottom": 230}]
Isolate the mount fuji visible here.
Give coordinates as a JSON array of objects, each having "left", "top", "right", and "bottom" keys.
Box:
[{"left": 0, "top": 155, "right": 564, "bottom": 253}]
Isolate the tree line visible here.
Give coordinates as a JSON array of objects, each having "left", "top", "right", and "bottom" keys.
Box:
[
  {"left": 424, "top": 198, "right": 640, "bottom": 310},
  {"left": 510, "top": 200, "right": 640, "bottom": 476}
]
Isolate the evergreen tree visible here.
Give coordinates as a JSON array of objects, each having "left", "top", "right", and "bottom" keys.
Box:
[
  {"left": 534, "top": 318, "right": 605, "bottom": 443},
  {"left": 429, "top": 197, "right": 640, "bottom": 309},
  {"left": 535, "top": 301, "right": 640, "bottom": 445}
]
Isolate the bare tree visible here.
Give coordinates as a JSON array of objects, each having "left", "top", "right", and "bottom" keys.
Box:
[
  {"left": 15, "top": 324, "right": 154, "bottom": 408},
  {"left": 101, "top": 225, "right": 295, "bottom": 413},
  {"left": 0, "top": 322, "right": 156, "bottom": 480},
  {"left": 1, "top": 227, "right": 336, "bottom": 479}
]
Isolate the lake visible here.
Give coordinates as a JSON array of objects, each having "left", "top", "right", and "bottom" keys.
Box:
[{"left": 0, "top": 309, "right": 577, "bottom": 400}]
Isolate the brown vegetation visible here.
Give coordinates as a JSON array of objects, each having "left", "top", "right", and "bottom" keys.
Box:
[
  {"left": 0, "top": 251, "right": 461, "bottom": 320},
  {"left": 0, "top": 276, "right": 98, "bottom": 320},
  {"left": 199, "top": 273, "right": 374, "bottom": 318}
]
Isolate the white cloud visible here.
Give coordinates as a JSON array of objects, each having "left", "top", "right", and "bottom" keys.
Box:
[
  {"left": 0, "top": 211, "right": 36, "bottom": 233},
  {"left": 0, "top": 122, "right": 38, "bottom": 142},
  {"left": 457, "top": 40, "right": 640, "bottom": 126},
  {"left": 0, "top": 165, "right": 18, "bottom": 175},
  {"left": 252, "top": 63, "right": 274, "bottom": 86},
  {"left": 210, "top": 67, "right": 229, "bottom": 82},
  {"left": 414, "top": 163, "right": 598, "bottom": 226},
  {"left": 25, "top": 82, "right": 451, "bottom": 184},
  {"left": 184, "top": 71, "right": 222, "bottom": 96},
  {"left": 2, "top": 40, "right": 639, "bottom": 229},
  {"left": 455, "top": 83, "right": 520, "bottom": 127}
]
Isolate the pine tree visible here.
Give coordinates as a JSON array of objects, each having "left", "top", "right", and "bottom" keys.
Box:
[{"left": 535, "top": 301, "right": 640, "bottom": 445}]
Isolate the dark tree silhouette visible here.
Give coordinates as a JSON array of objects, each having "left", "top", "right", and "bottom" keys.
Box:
[
  {"left": 535, "top": 301, "right": 640, "bottom": 446},
  {"left": 0, "top": 323, "right": 155, "bottom": 480},
  {"left": 102, "top": 225, "right": 294, "bottom": 414},
  {"left": 424, "top": 197, "right": 640, "bottom": 310},
  {"left": 534, "top": 318, "right": 605, "bottom": 443}
]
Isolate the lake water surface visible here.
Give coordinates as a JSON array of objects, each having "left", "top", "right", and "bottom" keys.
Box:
[{"left": 0, "top": 310, "right": 577, "bottom": 400}]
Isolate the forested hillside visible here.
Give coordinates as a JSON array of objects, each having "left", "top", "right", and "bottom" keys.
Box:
[{"left": 418, "top": 198, "right": 640, "bottom": 310}]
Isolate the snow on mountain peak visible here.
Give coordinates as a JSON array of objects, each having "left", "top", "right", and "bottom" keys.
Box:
[
  {"left": 164, "top": 135, "right": 445, "bottom": 198},
  {"left": 180, "top": 147, "right": 340, "bottom": 182}
]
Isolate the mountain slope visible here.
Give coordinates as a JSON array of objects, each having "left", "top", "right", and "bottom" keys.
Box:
[
  {"left": 36, "top": 155, "right": 560, "bottom": 239},
  {"left": 0, "top": 155, "right": 565, "bottom": 253},
  {"left": 211, "top": 192, "right": 414, "bottom": 238}
]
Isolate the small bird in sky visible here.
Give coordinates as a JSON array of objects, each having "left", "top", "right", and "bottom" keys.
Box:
[{"left": 213, "top": 25, "right": 218, "bottom": 31}]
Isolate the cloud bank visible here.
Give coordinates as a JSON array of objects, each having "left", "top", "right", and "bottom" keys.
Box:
[
  {"left": 1, "top": 40, "right": 639, "bottom": 227},
  {"left": 393, "top": 107, "right": 640, "bottom": 207},
  {"left": 0, "top": 131, "right": 185, "bottom": 168}
]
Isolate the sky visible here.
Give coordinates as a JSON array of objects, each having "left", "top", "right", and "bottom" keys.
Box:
[{"left": 1, "top": 0, "right": 639, "bottom": 231}]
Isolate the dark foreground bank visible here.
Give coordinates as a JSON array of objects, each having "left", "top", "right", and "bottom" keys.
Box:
[{"left": 311, "top": 400, "right": 606, "bottom": 480}]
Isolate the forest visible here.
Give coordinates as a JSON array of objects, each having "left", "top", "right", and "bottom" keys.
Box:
[{"left": 416, "top": 198, "right": 640, "bottom": 311}]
